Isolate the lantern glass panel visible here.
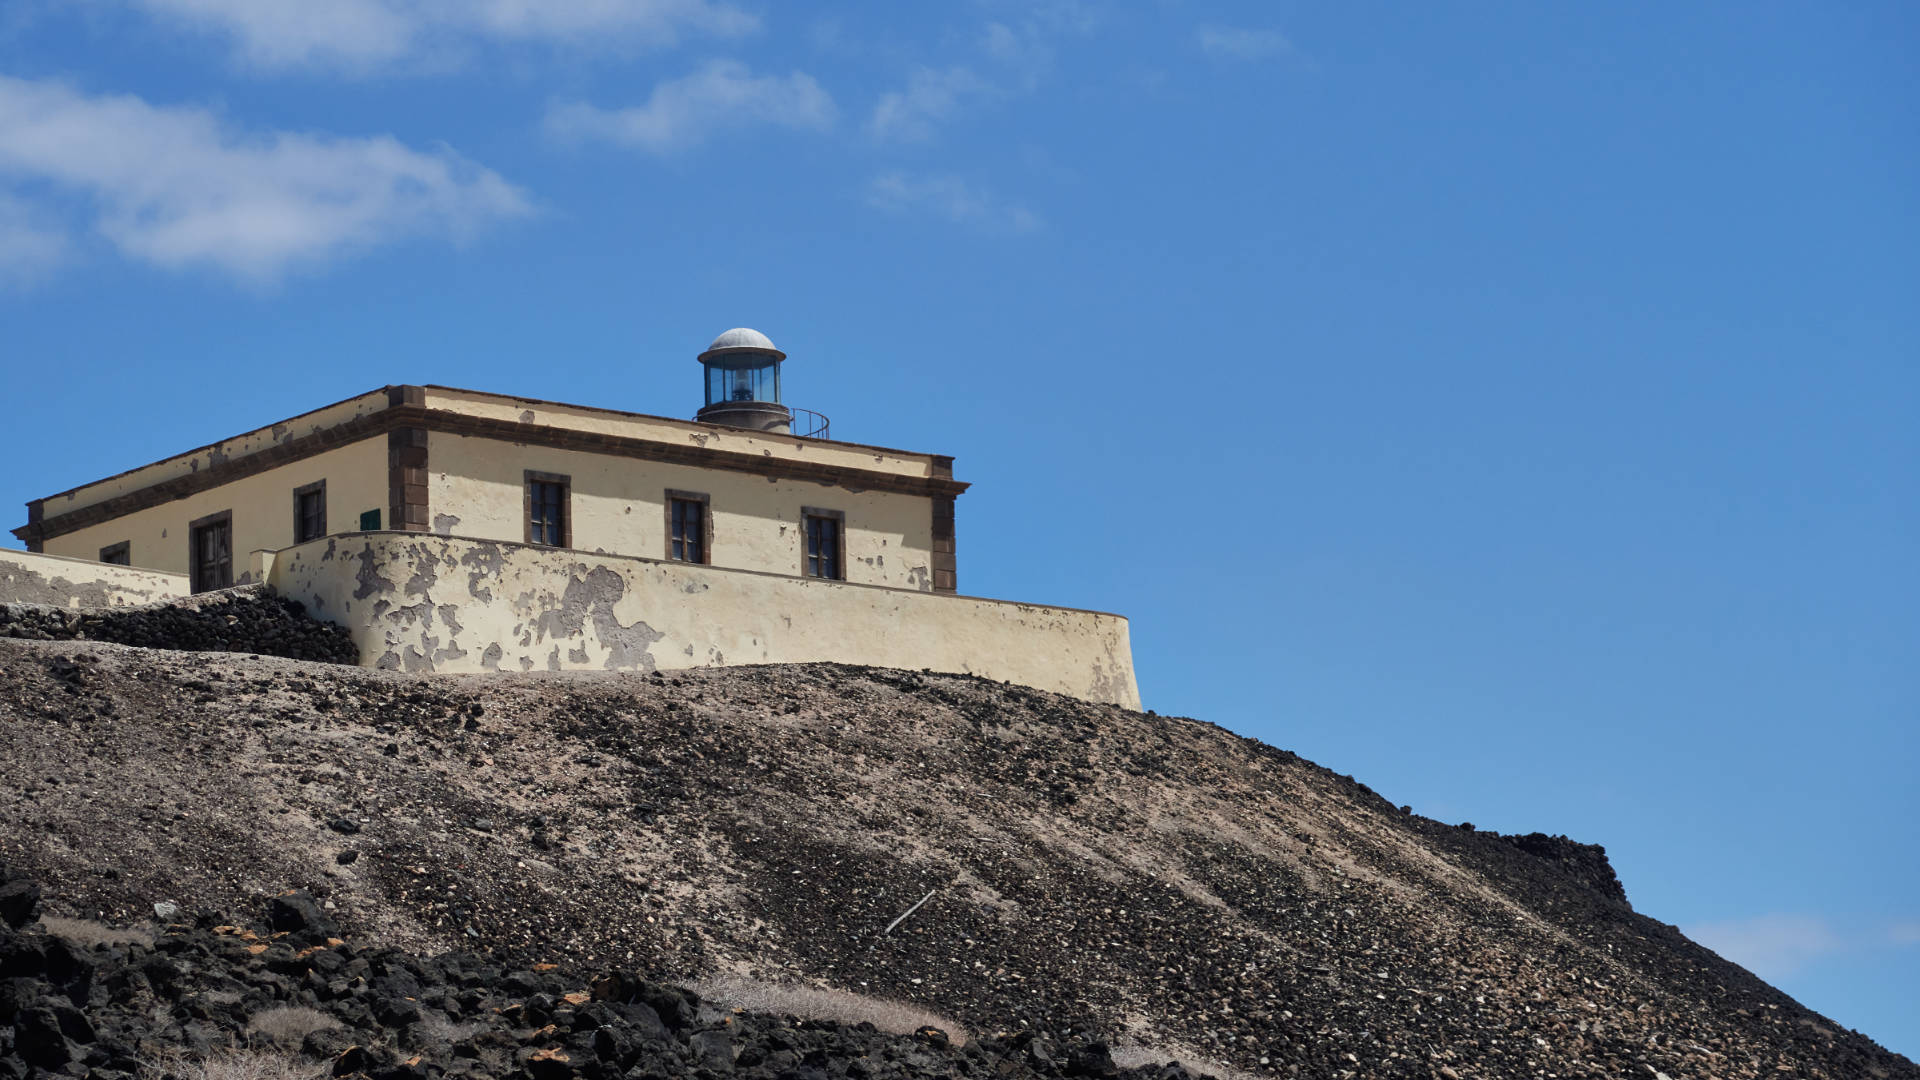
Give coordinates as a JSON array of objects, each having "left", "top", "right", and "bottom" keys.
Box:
[{"left": 705, "top": 359, "right": 781, "bottom": 405}]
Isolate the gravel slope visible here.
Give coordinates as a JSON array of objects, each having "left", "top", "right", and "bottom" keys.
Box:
[{"left": 0, "top": 639, "right": 1910, "bottom": 1080}]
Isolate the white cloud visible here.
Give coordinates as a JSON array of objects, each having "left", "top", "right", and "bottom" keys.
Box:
[
  {"left": 0, "top": 193, "right": 69, "bottom": 285},
  {"left": 866, "top": 172, "right": 1039, "bottom": 233},
  {"left": 1684, "top": 914, "right": 1843, "bottom": 981},
  {"left": 122, "top": 0, "right": 756, "bottom": 71},
  {"left": 546, "top": 61, "right": 835, "bottom": 153},
  {"left": 868, "top": 21, "right": 1051, "bottom": 142},
  {"left": 1890, "top": 921, "right": 1920, "bottom": 946},
  {"left": 869, "top": 65, "right": 994, "bottom": 143},
  {"left": 1195, "top": 24, "right": 1293, "bottom": 62},
  {"left": 0, "top": 76, "right": 532, "bottom": 282}
]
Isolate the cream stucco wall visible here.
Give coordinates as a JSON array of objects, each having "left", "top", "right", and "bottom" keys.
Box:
[
  {"left": 41, "top": 437, "right": 389, "bottom": 578},
  {"left": 428, "top": 432, "right": 938, "bottom": 591},
  {"left": 39, "top": 390, "right": 391, "bottom": 517},
  {"left": 0, "top": 548, "right": 190, "bottom": 607},
  {"left": 268, "top": 533, "right": 1138, "bottom": 708}
]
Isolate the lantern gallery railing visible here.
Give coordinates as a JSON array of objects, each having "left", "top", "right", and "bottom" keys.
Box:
[{"left": 789, "top": 408, "right": 831, "bottom": 439}]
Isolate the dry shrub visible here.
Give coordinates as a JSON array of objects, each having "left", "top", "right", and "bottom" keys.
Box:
[
  {"left": 245, "top": 1006, "right": 340, "bottom": 1049},
  {"left": 40, "top": 916, "right": 153, "bottom": 950},
  {"left": 692, "top": 974, "right": 971, "bottom": 1045},
  {"left": 413, "top": 1014, "right": 485, "bottom": 1045},
  {"left": 1110, "top": 1042, "right": 1264, "bottom": 1080},
  {"left": 140, "top": 1049, "right": 326, "bottom": 1080}
]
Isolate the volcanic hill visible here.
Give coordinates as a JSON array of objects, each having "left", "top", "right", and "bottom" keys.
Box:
[{"left": 0, "top": 637, "right": 1911, "bottom": 1080}]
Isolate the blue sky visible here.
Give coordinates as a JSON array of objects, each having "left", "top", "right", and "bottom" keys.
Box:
[{"left": 2, "top": 0, "right": 1915, "bottom": 1058}]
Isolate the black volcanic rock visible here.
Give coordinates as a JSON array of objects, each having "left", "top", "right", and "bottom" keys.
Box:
[
  {"left": 0, "top": 638, "right": 1912, "bottom": 1080},
  {"left": 0, "top": 873, "right": 39, "bottom": 929},
  {"left": 0, "top": 588, "right": 354, "bottom": 665},
  {"left": 0, "top": 881, "right": 1189, "bottom": 1080},
  {"left": 266, "top": 890, "right": 335, "bottom": 939}
]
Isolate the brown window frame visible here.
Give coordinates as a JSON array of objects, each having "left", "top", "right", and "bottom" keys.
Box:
[
  {"left": 524, "top": 470, "right": 571, "bottom": 548},
  {"left": 292, "top": 479, "right": 327, "bottom": 544},
  {"left": 188, "top": 510, "right": 233, "bottom": 594},
  {"left": 668, "top": 490, "right": 714, "bottom": 564},
  {"left": 801, "top": 506, "right": 845, "bottom": 581},
  {"left": 99, "top": 541, "right": 130, "bottom": 566}
]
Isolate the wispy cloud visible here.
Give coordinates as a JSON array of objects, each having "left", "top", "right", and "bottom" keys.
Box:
[
  {"left": 866, "top": 172, "right": 1039, "bottom": 233},
  {"left": 868, "top": 21, "right": 1051, "bottom": 142},
  {"left": 1195, "top": 24, "right": 1293, "bottom": 62},
  {"left": 1890, "top": 921, "right": 1920, "bottom": 946},
  {"left": 1684, "top": 914, "right": 1843, "bottom": 981},
  {"left": 0, "top": 75, "right": 532, "bottom": 283},
  {"left": 869, "top": 65, "right": 994, "bottom": 143},
  {"left": 547, "top": 61, "right": 835, "bottom": 153},
  {"left": 123, "top": 0, "right": 756, "bottom": 71}
]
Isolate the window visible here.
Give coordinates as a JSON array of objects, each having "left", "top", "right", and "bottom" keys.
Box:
[
  {"left": 99, "top": 542, "right": 130, "bottom": 566},
  {"left": 358, "top": 509, "right": 382, "bottom": 531},
  {"left": 666, "top": 490, "right": 710, "bottom": 564},
  {"left": 802, "top": 507, "right": 844, "bottom": 580},
  {"left": 293, "top": 480, "right": 327, "bottom": 543},
  {"left": 525, "top": 471, "right": 570, "bottom": 547},
  {"left": 189, "top": 511, "right": 233, "bottom": 593}
]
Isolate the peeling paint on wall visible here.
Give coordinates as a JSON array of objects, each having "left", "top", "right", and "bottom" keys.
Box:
[
  {"left": 0, "top": 551, "right": 190, "bottom": 609},
  {"left": 461, "top": 544, "right": 503, "bottom": 602},
  {"left": 403, "top": 552, "right": 438, "bottom": 598},
  {"left": 267, "top": 533, "right": 1138, "bottom": 707},
  {"left": 353, "top": 545, "right": 393, "bottom": 601},
  {"left": 523, "top": 566, "right": 665, "bottom": 672}
]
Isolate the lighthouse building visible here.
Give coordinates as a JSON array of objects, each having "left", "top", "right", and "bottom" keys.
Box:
[{"left": 5, "top": 330, "right": 1137, "bottom": 707}]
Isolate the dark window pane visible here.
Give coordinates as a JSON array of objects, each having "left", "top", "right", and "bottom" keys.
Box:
[
  {"left": 529, "top": 481, "right": 567, "bottom": 546},
  {"left": 192, "top": 520, "right": 232, "bottom": 593},
  {"left": 295, "top": 490, "right": 326, "bottom": 543},
  {"left": 804, "top": 515, "right": 841, "bottom": 579},
  {"left": 669, "top": 497, "right": 706, "bottom": 562}
]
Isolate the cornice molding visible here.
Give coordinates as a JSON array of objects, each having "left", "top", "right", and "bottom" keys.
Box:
[{"left": 14, "top": 403, "right": 968, "bottom": 546}]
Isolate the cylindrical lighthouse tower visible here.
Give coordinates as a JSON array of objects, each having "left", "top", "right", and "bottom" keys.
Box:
[{"left": 696, "top": 327, "right": 791, "bottom": 434}]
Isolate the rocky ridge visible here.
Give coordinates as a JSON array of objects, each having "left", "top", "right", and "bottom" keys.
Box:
[
  {"left": 0, "top": 870, "right": 1173, "bottom": 1080},
  {"left": 0, "top": 638, "right": 1911, "bottom": 1080}
]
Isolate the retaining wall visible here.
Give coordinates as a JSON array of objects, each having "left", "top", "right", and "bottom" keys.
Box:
[
  {"left": 0, "top": 548, "right": 189, "bottom": 608},
  {"left": 267, "top": 533, "right": 1139, "bottom": 708}
]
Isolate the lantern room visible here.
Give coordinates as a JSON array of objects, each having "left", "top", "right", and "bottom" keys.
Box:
[{"left": 696, "top": 327, "right": 791, "bottom": 434}]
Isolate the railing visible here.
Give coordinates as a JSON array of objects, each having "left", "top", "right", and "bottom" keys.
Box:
[{"left": 789, "top": 407, "right": 831, "bottom": 439}]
